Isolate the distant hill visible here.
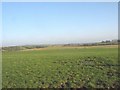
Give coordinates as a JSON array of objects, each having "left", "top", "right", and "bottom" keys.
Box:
[
  {"left": 63, "top": 39, "right": 119, "bottom": 47},
  {"left": 2, "top": 45, "right": 48, "bottom": 51},
  {"left": 2, "top": 39, "right": 119, "bottom": 51}
]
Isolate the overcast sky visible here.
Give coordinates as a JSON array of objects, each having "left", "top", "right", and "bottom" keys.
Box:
[{"left": 2, "top": 2, "right": 118, "bottom": 46}]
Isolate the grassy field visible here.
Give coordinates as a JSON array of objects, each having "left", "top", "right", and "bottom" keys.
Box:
[{"left": 2, "top": 45, "right": 119, "bottom": 88}]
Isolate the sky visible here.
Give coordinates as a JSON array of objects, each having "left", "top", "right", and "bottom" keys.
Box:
[{"left": 2, "top": 2, "right": 118, "bottom": 46}]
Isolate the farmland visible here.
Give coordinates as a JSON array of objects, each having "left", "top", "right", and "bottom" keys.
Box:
[{"left": 2, "top": 45, "right": 119, "bottom": 88}]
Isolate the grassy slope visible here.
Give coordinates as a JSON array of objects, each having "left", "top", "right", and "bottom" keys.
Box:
[{"left": 2, "top": 46, "right": 119, "bottom": 88}]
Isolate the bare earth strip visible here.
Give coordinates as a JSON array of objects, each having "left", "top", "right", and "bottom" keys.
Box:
[{"left": 21, "top": 45, "right": 118, "bottom": 51}]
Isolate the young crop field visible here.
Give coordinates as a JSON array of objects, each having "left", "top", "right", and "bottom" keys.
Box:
[{"left": 2, "top": 45, "right": 120, "bottom": 88}]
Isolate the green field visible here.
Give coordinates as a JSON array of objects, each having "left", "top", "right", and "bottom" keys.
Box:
[{"left": 2, "top": 45, "right": 119, "bottom": 88}]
